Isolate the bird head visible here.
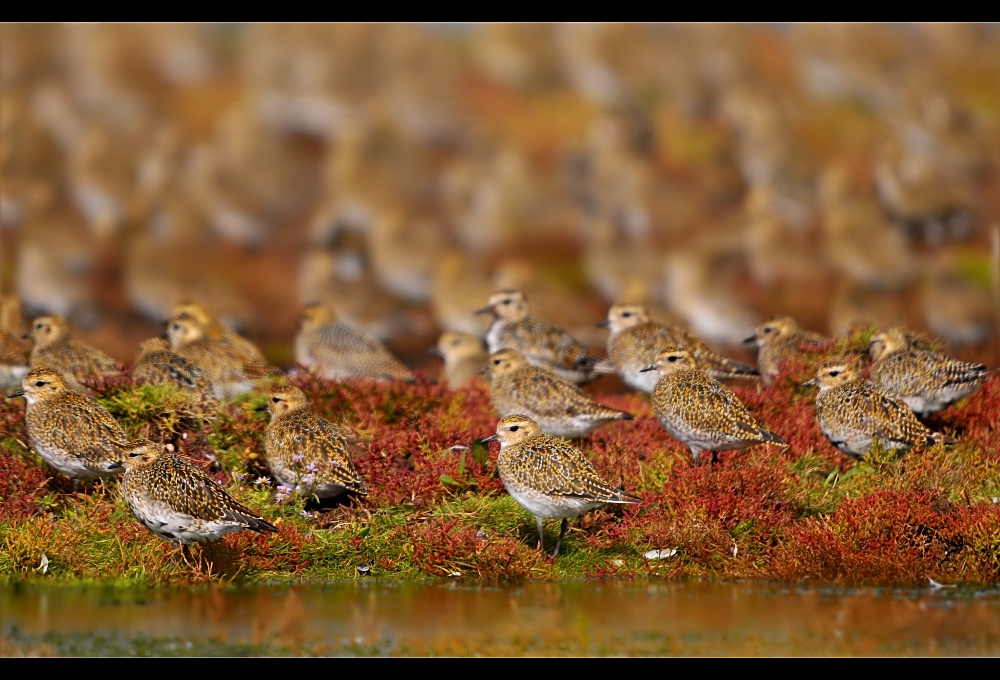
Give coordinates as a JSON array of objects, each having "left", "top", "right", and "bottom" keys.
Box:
[
  {"left": 486, "top": 348, "right": 527, "bottom": 379},
  {"left": 255, "top": 384, "right": 309, "bottom": 417},
  {"left": 802, "top": 359, "right": 859, "bottom": 391},
  {"left": 639, "top": 346, "right": 695, "bottom": 376},
  {"left": 474, "top": 290, "right": 528, "bottom": 322},
  {"left": 482, "top": 414, "right": 542, "bottom": 449},
  {"left": 7, "top": 367, "right": 72, "bottom": 404},
  {"left": 299, "top": 302, "right": 336, "bottom": 332},
  {"left": 598, "top": 304, "right": 649, "bottom": 334},
  {"left": 25, "top": 315, "right": 70, "bottom": 347},
  {"left": 166, "top": 313, "right": 205, "bottom": 348},
  {"left": 109, "top": 439, "right": 164, "bottom": 472},
  {"left": 865, "top": 328, "right": 910, "bottom": 363},
  {"left": 744, "top": 316, "right": 800, "bottom": 347},
  {"left": 433, "top": 331, "right": 486, "bottom": 363}
]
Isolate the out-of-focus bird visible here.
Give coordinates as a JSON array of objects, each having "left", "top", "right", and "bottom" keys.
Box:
[
  {"left": 171, "top": 302, "right": 267, "bottom": 365},
  {"left": 133, "top": 337, "right": 214, "bottom": 397},
  {"left": 430, "top": 251, "right": 494, "bottom": 337},
  {"left": 743, "top": 316, "right": 829, "bottom": 385},
  {"left": 482, "top": 414, "right": 641, "bottom": 558},
  {"left": 429, "top": 331, "right": 488, "bottom": 390},
  {"left": 26, "top": 315, "right": 119, "bottom": 389},
  {"left": 0, "top": 294, "right": 31, "bottom": 387}
]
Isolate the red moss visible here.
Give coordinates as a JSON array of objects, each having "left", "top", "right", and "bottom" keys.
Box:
[{"left": 403, "top": 518, "right": 550, "bottom": 579}]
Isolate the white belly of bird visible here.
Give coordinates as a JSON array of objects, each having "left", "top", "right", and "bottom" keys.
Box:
[
  {"left": 128, "top": 494, "right": 246, "bottom": 544},
  {"left": 34, "top": 444, "right": 114, "bottom": 479},
  {"left": 505, "top": 484, "right": 603, "bottom": 520},
  {"left": 620, "top": 365, "right": 658, "bottom": 394}
]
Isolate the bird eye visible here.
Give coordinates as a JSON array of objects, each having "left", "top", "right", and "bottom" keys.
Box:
[
  {"left": 129, "top": 452, "right": 141, "bottom": 458},
  {"left": 502, "top": 299, "right": 511, "bottom": 305},
  {"left": 829, "top": 370, "right": 840, "bottom": 377},
  {"left": 509, "top": 425, "right": 519, "bottom": 431},
  {"left": 622, "top": 312, "right": 632, "bottom": 317},
  {"left": 764, "top": 327, "right": 773, "bottom": 333},
  {"left": 35, "top": 380, "right": 45, "bottom": 387},
  {"left": 272, "top": 397, "right": 280, "bottom": 403},
  {"left": 667, "top": 356, "right": 678, "bottom": 362},
  {"left": 493, "top": 359, "right": 501, "bottom": 365},
  {"left": 172, "top": 323, "right": 181, "bottom": 330},
  {"left": 35, "top": 323, "right": 43, "bottom": 329}
]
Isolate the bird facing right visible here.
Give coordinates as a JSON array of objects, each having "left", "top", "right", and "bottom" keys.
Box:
[
  {"left": 483, "top": 414, "right": 641, "bottom": 558},
  {"left": 866, "top": 328, "right": 990, "bottom": 418},
  {"left": 112, "top": 438, "right": 277, "bottom": 546},
  {"left": 803, "top": 358, "right": 956, "bottom": 460},
  {"left": 642, "top": 347, "right": 785, "bottom": 465}
]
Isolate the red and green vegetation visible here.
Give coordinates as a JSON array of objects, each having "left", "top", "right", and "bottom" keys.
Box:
[{"left": 1, "top": 329, "right": 997, "bottom": 587}]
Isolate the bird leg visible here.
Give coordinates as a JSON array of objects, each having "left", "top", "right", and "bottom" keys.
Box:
[
  {"left": 551, "top": 518, "right": 568, "bottom": 558},
  {"left": 691, "top": 449, "right": 702, "bottom": 466},
  {"left": 536, "top": 517, "right": 545, "bottom": 554},
  {"left": 72, "top": 478, "right": 80, "bottom": 494}
]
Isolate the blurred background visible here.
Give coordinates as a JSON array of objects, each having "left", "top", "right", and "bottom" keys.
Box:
[{"left": 1, "top": 23, "right": 997, "bottom": 377}]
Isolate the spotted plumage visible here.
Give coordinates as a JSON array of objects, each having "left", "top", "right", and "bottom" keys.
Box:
[
  {"left": 643, "top": 348, "right": 785, "bottom": 465},
  {"left": 601, "top": 304, "right": 758, "bottom": 393},
  {"left": 172, "top": 302, "right": 267, "bottom": 365},
  {"left": 0, "top": 294, "right": 30, "bottom": 387},
  {"left": 430, "top": 331, "right": 488, "bottom": 390},
  {"left": 295, "top": 303, "right": 414, "bottom": 382},
  {"left": 167, "top": 312, "right": 273, "bottom": 399},
  {"left": 867, "top": 328, "right": 990, "bottom": 418},
  {"left": 114, "top": 438, "right": 277, "bottom": 545},
  {"left": 487, "top": 348, "right": 633, "bottom": 439},
  {"left": 477, "top": 290, "right": 614, "bottom": 384},
  {"left": 803, "top": 358, "right": 955, "bottom": 459},
  {"left": 483, "top": 415, "right": 640, "bottom": 557},
  {"left": 133, "top": 337, "right": 214, "bottom": 396},
  {"left": 744, "top": 315, "right": 829, "bottom": 385},
  {"left": 6, "top": 367, "right": 128, "bottom": 480},
  {"left": 258, "top": 385, "right": 367, "bottom": 498},
  {"left": 26, "top": 315, "right": 119, "bottom": 389}
]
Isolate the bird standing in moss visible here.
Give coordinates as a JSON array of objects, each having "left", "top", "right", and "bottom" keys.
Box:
[
  {"left": 112, "top": 438, "right": 277, "bottom": 546},
  {"left": 6, "top": 367, "right": 129, "bottom": 483},
  {"left": 256, "top": 384, "right": 368, "bottom": 499},
  {"left": 487, "top": 348, "right": 633, "bottom": 439},
  {"left": 642, "top": 347, "right": 785, "bottom": 465},
  {"left": 482, "top": 414, "right": 641, "bottom": 558},
  {"left": 133, "top": 337, "right": 214, "bottom": 397},
  {"left": 803, "top": 358, "right": 956, "bottom": 459}
]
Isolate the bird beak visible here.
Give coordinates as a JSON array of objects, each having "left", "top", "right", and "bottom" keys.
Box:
[
  {"left": 6, "top": 389, "right": 25, "bottom": 398},
  {"left": 426, "top": 347, "right": 442, "bottom": 357},
  {"left": 638, "top": 364, "right": 657, "bottom": 373},
  {"left": 481, "top": 433, "right": 499, "bottom": 442},
  {"left": 801, "top": 379, "right": 817, "bottom": 387},
  {"left": 859, "top": 346, "right": 871, "bottom": 355},
  {"left": 743, "top": 334, "right": 758, "bottom": 344},
  {"left": 473, "top": 305, "right": 494, "bottom": 315},
  {"left": 107, "top": 461, "right": 123, "bottom": 470},
  {"left": 21, "top": 333, "right": 30, "bottom": 340},
  {"left": 254, "top": 405, "right": 268, "bottom": 412},
  {"left": 595, "top": 319, "right": 610, "bottom": 328}
]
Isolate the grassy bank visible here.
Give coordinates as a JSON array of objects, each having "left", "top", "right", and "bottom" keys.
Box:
[{"left": 1, "top": 329, "right": 998, "bottom": 587}]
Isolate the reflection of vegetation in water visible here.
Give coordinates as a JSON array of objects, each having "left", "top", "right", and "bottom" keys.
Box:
[{"left": 1, "top": 330, "right": 999, "bottom": 587}]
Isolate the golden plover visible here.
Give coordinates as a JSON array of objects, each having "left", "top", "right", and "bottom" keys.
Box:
[
  {"left": 6, "top": 367, "right": 128, "bottom": 481},
  {"left": 167, "top": 312, "right": 272, "bottom": 399},
  {"left": 482, "top": 414, "right": 641, "bottom": 557},
  {"left": 111, "top": 438, "right": 277, "bottom": 546},
  {"left": 429, "top": 331, "right": 489, "bottom": 390},
  {"left": 476, "top": 289, "right": 613, "bottom": 384},
  {"left": 743, "top": 315, "right": 829, "bottom": 385},
  {"left": 803, "top": 358, "right": 955, "bottom": 459},
  {"left": 26, "top": 315, "right": 119, "bottom": 389},
  {"left": 866, "top": 328, "right": 990, "bottom": 418},
  {"left": 487, "top": 348, "right": 632, "bottom": 439},
  {"left": 133, "top": 337, "right": 214, "bottom": 396},
  {"left": 257, "top": 385, "right": 368, "bottom": 498},
  {"left": 172, "top": 302, "right": 267, "bottom": 365},
  {"left": 642, "top": 348, "right": 785, "bottom": 465},
  {"left": 295, "top": 303, "right": 414, "bottom": 382},
  {"left": 600, "top": 304, "right": 758, "bottom": 393},
  {"left": 1, "top": 294, "right": 31, "bottom": 387}
]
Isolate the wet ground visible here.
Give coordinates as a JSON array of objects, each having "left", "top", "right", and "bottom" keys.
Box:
[{"left": 3, "top": 580, "right": 999, "bottom": 656}]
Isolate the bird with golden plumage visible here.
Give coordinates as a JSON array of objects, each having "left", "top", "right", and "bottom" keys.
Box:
[{"left": 25, "top": 314, "right": 119, "bottom": 390}]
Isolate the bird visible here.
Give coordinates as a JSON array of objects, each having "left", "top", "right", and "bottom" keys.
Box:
[
  {"left": 476, "top": 289, "right": 614, "bottom": 384},
  {"left": 866, "top": 328, "right": 990, "bottom": 418},
  {"left": 803, "top": 358, "right": 956, "bottom": 459},
  {"left": 1, "top": 294, "right": 31, "bottom": 388},
  {"left": 6, "top": 367, "right": 129, "bottom": 483},
  {"left": 429, "top": 331, "right": 488, "bottom": 390},
  {"left": 600, "top": 303, "right": 758, "bottom": 393},
  {"left": 111, "top": 438, "right": 277, "bottom": 547},
  {"left": 482, "top": 414, "right": 641, "bottom": 558},
  {"left": 743, "top": 316, "right": 829, "bottom": 385},
  {"left": 132, "top": 337, "right": 214, "bottom": 397},
  {"left": 641, "top": 347, "right": 785, "bottom": 465},
  {"left": 25, "top": 314, "right": 119, "bottom": 389},
  {"left": 171, "top": 302, "right": 267, "bottom": 365},
  {"left": 294, "top": 302, "right": 414, "bottom": 382},
  {"left": 256, "top": 384, "right": 368, "bottom": 498},
  {"left": 487, "top": 348, "right": 633, "bottom": 439},
  {"left": 166, "top": 312, "right": 272, "bottom": 399}
]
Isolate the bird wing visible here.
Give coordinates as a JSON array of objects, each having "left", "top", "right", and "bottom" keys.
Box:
[
  {"left": 55, "top": 395, "right": 129, "bottom": 466},
  {"left": 672, "top": 372, "right": 775, "bottom": 441},
  {"left": 855, "top": 383, "right": 932, "bottom": 446},
  {"left": 289, "top": 414, "right": 367, "bottom": 491},
  {"left": 506, "top": 368, "right": 623, "bottom": 420},
  {"left": 507, "top": 437, "right": 639, "bottom": 503},
  {"left": 517, "top": 320, "right": 601, "bottom": 371},
  {"left": 159, "top": 456, "right": 276, "bottom": 531}
]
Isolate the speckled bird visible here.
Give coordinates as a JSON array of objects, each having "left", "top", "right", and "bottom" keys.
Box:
[
  {"left": 295, "top": 303, "right": 414, "bottom": 382},
  {"left": 6, "top": 367, "right": 128, "bottom": 481},
  {"left": 642, "top": 348, "right": 785, "bottom": 465},
  {"left": 803, "top": 358, "right": 955, "bottom": 459},
  {"left": 429, "top": 331, "right": 488, "bottom": 390},
  {"left": 26, "top": 315, "right": 119, "bottom": 389},
  {"left": 476, "top": 290, "right": 614, "bottom": 384},
  {"left": 132, "top": 337, "right": 215, "bottom": 397},
  {"left": 112, "top": 438, "right": 277, "bottom": 546},
  {"left": 866, "top": 328, "right": 990, "bottom": 418},
  {"left": 483, "top": 414, "right": 641, "bottom": 557},
  {"left": 172, "top": 302, "right": 267, "bottom": 365},
  {"left": 167, "top": 312, "right": 272, "bottom": 399},
  {"left": 743, "top": 315, "right": 829, "bottom": 385},
  {"left": 257, "top": 384, "right": 367, "bottom": 498},
  {"left": 0, "top": 294, "right": 30, "bottom": 387},
  {"left": 600, "top": 304, "right": 758, "bottom": 393},
  {"left": 487, "top": 348, "right": 633, "bottom": 439}
]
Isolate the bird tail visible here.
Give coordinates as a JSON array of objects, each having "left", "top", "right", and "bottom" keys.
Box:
[
  {"left": 760, "top": 430, "right": 786, "bottom": 446},
  {"left": 592, "top": 358, "right": 618, "bottom": 375},
  {"left": 606, "top": 491, "right": 642, "bottom": 504},
  {"left": 932, "top": 432, "right": 958, "bottom": 445}
]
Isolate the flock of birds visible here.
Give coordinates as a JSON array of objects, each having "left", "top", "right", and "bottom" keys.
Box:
[{"left": 0, "top": 288, "right": 991, "bottom": 559}]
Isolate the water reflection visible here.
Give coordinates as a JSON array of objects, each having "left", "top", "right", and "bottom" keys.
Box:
[{"left": 3, "top": 580, "right": 999, "bottom": 656}]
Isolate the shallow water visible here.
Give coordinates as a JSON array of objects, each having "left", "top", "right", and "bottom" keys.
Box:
[{"left": 3, "top": 580, "right": 999, "bottom": 656}]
